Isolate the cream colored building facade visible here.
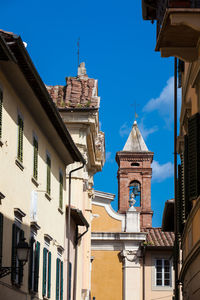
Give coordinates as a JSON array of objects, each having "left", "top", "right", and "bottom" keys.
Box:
[
  {"left": 46, "top": 62, "right": 105, "bottom": 300},
  {"left": 0, "top": 30, "right": 83, "bottom": 300}
]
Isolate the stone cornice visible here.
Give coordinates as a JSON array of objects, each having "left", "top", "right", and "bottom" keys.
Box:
[{"left": 115, "top": 151, "right": 154, "bottom": 164}]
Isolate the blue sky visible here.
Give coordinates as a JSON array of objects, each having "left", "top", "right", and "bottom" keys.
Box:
[{"left": 1, "top": 0, "right": 179, "bottom": 227}]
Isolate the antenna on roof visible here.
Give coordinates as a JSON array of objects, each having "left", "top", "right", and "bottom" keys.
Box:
[{"left": 77, "top": 37, "right": 80, "bottom": 67}]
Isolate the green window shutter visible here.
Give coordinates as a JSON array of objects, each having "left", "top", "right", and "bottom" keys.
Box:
[
  {"left": 69, "top": 262, "right": 72, "bottom": 300},
  {"left": 59, "top": 171, "right": 63, "bottom": 209},
  {"left": 0, "top": 89, "right": 3, "bottom": 139},
  {"left": 28, "top": 237, "right": 34, "bottom": 291},
  {"left": 33, "top": 137, "right": 38, "bottom": 180},
  {"left": 184, "top": 135, "right": 192, "bottom": 217},
  {"left": 19, "top": 229, "right": 25, "bottom": 286},
  {"left": 34, "top": 241, "right": 40, "bottom": 292},
  {"left": 0, "top": 213, "right": 3, "bottom": 267},
  {"left": 17, "top": 115, "right": 24, "bottom": 163},
  {"left": 46, "top": 154, "right": 51, "bottom": 195},
  {"left": 47, "top": 251, "right": 51, "bottom": 298},
  {"left": 56, "top": 258, "right": 60, "bottom": 300},
  {"left": 177, "top": 165, "right": 183, "bottom": 234},
  {"left": 188, "top": 113, "right": 200, "bottom": 200},
  {"left": 11, "top": 224, "right": 17, "bottom": 284},
  {"left": 60, "top": 261, "right": 63, "bottom": 300},
  {"left": 43, "top": 248, "right": 47, "bottom": 296}
]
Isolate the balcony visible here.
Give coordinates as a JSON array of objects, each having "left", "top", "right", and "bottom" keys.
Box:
[{"left": 142, "top": 0, "right": 200, "bottom": 61}]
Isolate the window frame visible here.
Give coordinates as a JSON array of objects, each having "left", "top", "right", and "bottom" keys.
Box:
[
  {"left": 17, "top": 113, "right": 24, "bottom": 163},
  {"left": 46, "top": 152, "right": 51, "bottom": 195},
  {"left": 33, "top": 135, "right": 38, "bottom": 181},
  {"left": 59, "top": 170, "right": 63, "bottom": 210},
  {"left": 152, "top": 256, "right": 173, "bottom": 291}
]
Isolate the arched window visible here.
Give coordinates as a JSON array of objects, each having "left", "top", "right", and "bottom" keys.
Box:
[{"left": 129, "top": 180, "right": 141, "bottom": 206}]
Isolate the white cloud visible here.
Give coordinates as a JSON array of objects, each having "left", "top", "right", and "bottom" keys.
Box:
[
  {"left": 138, "top": 118, "right": 158, "bottom": 139},
  {"left": 106, "top": 151, "right": 114, "bottom": 163},
  {"left": 143, "top": 77, "right": 181, "bottom": 123},
  {"left": 152, "top": 160, "right": 174, "bottom": 182},
  {"left": 119, "top": 123, "right": 131, "bottom": 137}
]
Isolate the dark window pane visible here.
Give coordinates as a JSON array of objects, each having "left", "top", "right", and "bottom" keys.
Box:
[{"left": 157, "top": 280, "right": 162, "bottom": 286}]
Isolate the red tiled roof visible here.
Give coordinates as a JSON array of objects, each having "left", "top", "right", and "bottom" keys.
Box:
[
  {"left": 142, "top": 227, "right": 174, "bottom": 247},
  {"left": 46, "top": 76, "right": 99, "bottom": 109}
]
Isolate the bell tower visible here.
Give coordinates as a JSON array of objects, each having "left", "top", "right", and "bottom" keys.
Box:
[{"left": 115, "top": 120, "right": 154, "bottom": 228}]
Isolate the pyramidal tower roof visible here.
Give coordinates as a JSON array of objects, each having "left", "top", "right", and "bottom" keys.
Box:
[{"left": 123, "top": 120, "right": 149, "bottom": 152}]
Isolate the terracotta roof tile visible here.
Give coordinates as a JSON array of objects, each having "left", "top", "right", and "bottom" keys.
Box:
[{"left": 142, "top": 227, "right": 174, "bottom": 247}]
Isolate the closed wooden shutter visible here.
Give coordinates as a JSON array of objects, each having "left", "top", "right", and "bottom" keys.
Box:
[
  {"left": 56, "top": 258, "right": 60, "bottom": 300},
  {"left": 46, "top": 155, "right": 51, "bottom": 195},
  {"left": 59, "top": 171, "right": 63, "bottom": 209},
  {"left": 60, "top": 261, "right": 63, "bottom": 300},
  {"left": 33, "top": 137, "right": 38, "bottom": 180},
  {"left": 11, "top": 224, "right": 17, "bottom": 284},
  {"left": 19, "top": 229, "right": 24, "bottom": 286},
  {"left": 47, "top": 251, "right": 51, "bottom": 298},
  {"left": 34, "top": 241, "right": 40, "bottom": 292},
  {"left": 69, "top": 262, "right": 72, "bottom": 300},
  {"left": 43, "top": 248, "right": 47, "bottom": 296},
  {"left": 28, "top": 237, "right": 34, "bottom": 291},
  {"left": 0, "top": 213, "right": 3, "bottom": 266},
  {"left": 17, "top": 115, "right": 24, "bottom": 162},
  {"left": 188, "top": 113, "right": 200, "bottom": 200},
  {"left": 177, "top": 165, "right": 183, "bottom": 234}
]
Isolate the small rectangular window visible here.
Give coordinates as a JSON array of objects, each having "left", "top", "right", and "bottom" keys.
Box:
[
  {"left": 17, "top": 114, "right": 24, "bottom": 162},
  {"left": 46, "top": 154, "right": 51, "bottom": 195},
  {"left": 0, "top": 89, "right": 3, "bottom": 139},
  {"left": 33, "top": 136, "right": 38, "bottom": 180},
  {"left": 59, "top": 171, "right": 63, "bottom": 209},
  {"left": 155, "top": 259, "right": 171, "bottom": 287}
]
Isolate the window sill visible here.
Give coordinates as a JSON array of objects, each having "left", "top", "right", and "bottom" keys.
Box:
[
  {"left": 15, "top": 158, "right": 24, "bottom": 171},
  {"left": 45, "top": 192, "right": 51, "bottom": 201},
  {"left": 58, "top": 207, "right": 64, "bottom": 214},
  {"left": 31, "top": 177, "right": 39, "bottom": 187}
]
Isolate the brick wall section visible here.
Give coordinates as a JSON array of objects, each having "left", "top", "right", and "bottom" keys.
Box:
[
  {"left": 116, "top": 151, "right": 154, "bottom": 229},
  {"left": 46, "top": 76, "right": 99, "bottom": 109}
]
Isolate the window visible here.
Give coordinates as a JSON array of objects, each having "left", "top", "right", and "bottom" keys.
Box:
[
  {"left": 59, "top": 170, "right": 63, "bottom": 210},
  {"left": 43, "top": 248, "right": 51, "bottom": 298},
  {"left": 11, "top": 224, "right": 24, "bottom": 286},
  {"left": 33, "top": 136, "right": 38, "bottom": 180},
  {"left": 17, "top": 114, "right": 24, "bottom": 162},
  {"left": 46, "top": 153, "right": 51, "bottom": 195},
  {"left": 28, "top": 237, "right": 40, "bottom": 292},
  {"left": 129, "top": 180, "right": 141, "bottom": 206},
  {"left": 155, "top": 259, "right": 171, "bottom": 287},
  {"left": 56, "top": 258, "right": 63, "bottom": 300},
  {"left": 0, "top": 88, "right": 3, "bottom": 139}
]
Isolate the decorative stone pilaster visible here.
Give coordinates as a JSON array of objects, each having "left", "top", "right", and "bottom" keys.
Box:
[{"left": 120, "top": 250, "right": 141, "bottom": 300}]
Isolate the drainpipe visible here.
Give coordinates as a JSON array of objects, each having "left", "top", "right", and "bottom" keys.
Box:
[
  {"left": 73, "top": 224, "right": 89, "bottom": 300},
  {"left": 142, "top": 244, "right": 146, "bottom": 300},
  {"left": 174, "top": 57, "right": 179, "bottom": 300},
  {"left": 67, "top": 161, "right": 85, "bottom": 300}
]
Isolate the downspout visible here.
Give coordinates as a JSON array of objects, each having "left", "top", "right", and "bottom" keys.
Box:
[
  {"left": 174, "top": 57, "right": 179, "bottom": 300},
  {"left": 73, "top": 224, "right": 89, "bottom": 300},
  {"left": 67, "top": 161, "right": 85, "bottom": 300},
  {"left": 142, "top": 244, "right": 146, "bottom": 300}
]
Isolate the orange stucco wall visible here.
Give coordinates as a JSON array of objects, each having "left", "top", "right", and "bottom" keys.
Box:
[
  {"left": 92, "top": 204, "right": 122, "bottom": 232},
  {"left": 91, "top": 250, "right": 123, "bottom": 300}
]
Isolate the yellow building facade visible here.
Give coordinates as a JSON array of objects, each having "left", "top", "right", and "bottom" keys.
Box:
[{"left": 91, "top": 122, "right": 174, "bottom": 300}]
